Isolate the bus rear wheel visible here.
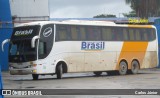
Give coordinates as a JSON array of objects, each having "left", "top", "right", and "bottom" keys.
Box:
[
  {"left": 56, "top": 64, "right": 63, "bottom": 79},
  {"left": 131, "top": 60, "right": 139, "bottom": 74},
  {"left": 32, "top": 74, "right": 39, "bottom": 80},
  {"left": 118, "top": 61, "right": 128, "bottom": 75},
  {"left": 93, "top": 71, "right": 102, "bottom": 76}
]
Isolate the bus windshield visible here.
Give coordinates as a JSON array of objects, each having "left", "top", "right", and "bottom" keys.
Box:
[
  {"left": 9, "top": 40, "right": 37, "bottom": 63},
  {"left": 9, "top": 25, "right": 41, "bottom": 63}
]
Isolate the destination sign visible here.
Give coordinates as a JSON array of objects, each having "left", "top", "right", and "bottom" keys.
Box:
[
  {"left": 14, "top": 29, "right": 33, "bottom": 36},
  {"left": 12, "top": 25, "right": 40, "bottom": 40}
]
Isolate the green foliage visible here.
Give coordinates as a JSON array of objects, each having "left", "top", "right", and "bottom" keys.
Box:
[
  {"left": 93, "top": 14, "right": 116, "bottom": 18},
  {"left": 123, "top": 11, "right": 136, "bottom": 17},
  {"left": 125, "top": 0, "right": 160, "bottom": 18}
]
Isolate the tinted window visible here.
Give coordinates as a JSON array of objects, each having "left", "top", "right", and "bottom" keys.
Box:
[
  {"left": 56, "top": 25, "right": 68, "bottom": 41},
  {"left": 39, "top": 24, "right": 54, "bottom": 59},
  {"left": 129, "top": 29, "right": 135, "bottom": 40},
  {"left": 70, "top": 26, "right": 79, "bottom": 40},
  {"left": 55, "top": 24, "right": 156, "bottom": 42},
  {"left": 115, "top": 28, "right": 123, "bottom": 41},
  {"left": 147, "top": 29, "right": 156, "bottom": 41},
  {"left": 102, "top": 27, "right": 112, "bottom": 41},
  {"left": 122, "top": 28, "right": 129, "bottom": 41},
  {"left": 9, "top": 40, "right": 37, "bottom": 63},
  {"left": 86, "top": 26, "right": 101, "bottom": 41},
  {"left": 79, "top": 26, "right": 86, "bottom": 40},
  {"left": 135, "top": 29, "right": 141, "bottom": 41},
  {"left": 141, "top": 29, "right": 148, "bottom": 41}
]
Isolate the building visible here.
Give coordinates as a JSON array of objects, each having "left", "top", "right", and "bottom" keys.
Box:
[
  {"left": 0, "top": 0, "right": 49, "bottom": 70},
  {"left": 10, "top": 0, "right": 49, "bottom": 26}
]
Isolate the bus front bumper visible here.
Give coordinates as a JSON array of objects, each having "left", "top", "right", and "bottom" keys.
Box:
[{"left": 9, "top": 68, "right": 36, "bottom": 75}]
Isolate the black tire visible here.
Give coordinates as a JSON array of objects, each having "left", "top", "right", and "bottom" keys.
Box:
[
  {"left": 118, "top": 61, "right": 128, "bottom": 75},
  {"left": 32, "top": 74, "right": 39, "bottom": 80},
  {"left": 56, "top": 64, "right": 63, "bottom": 79},
  {"left": 131, "top": 60, "right": 139, "bottom": 74},
  {"left": 93, "top": 71, "right": 102, "bottom": 76}
]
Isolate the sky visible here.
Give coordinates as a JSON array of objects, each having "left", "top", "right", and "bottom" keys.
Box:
[{"left": 49, "top": 0, "right": 132, "bottom": 18}]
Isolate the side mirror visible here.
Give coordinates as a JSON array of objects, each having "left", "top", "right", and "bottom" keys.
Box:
[
  {"left": 31, "top": 36, "right": 40, "bottom": 48},
  {"left": 2, "top": 39, "right": 10, "bottom": 52}
]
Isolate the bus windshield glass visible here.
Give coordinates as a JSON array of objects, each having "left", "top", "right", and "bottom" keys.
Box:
[
  {"left": 9, "top": 25, "right": 40, "bottom": 63},
  {"left": 9, "top": 40, "right": 37, "bottom": 63}
]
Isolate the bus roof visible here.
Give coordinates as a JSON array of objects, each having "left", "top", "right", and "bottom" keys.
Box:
[{"left": 15, "top": 20, "right": 154, "bottom": 28}]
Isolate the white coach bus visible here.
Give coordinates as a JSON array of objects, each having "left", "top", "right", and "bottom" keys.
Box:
[{"left": 2, "top": 20, "right": 158, "bottom": 80}]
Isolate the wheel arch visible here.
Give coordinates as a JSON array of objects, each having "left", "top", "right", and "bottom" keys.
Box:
[
  {"left": 119, "top": 59, "right": 128, "bottom": 69},
  {"left": 131, "top": 59, "right": 140, "bottom": 69},
  {"left": 55, "top": 61, "right": 68, "bottom": 73}
]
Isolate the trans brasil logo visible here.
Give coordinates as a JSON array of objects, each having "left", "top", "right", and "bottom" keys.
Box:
[
  {"left": 43, "top": 27, "right": 52, "bottom": 37},
  {"left": 81, "top": 41, "right": 105, "bottom": 50}
]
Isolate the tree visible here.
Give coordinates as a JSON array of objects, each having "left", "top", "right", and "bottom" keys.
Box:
[
  {"left": 123, "top": 11, "right": 136, "bottom": 17},
  {"left": 125, "top": 0, "right": 160, "bottom": 18},
  {"left": 93, "top": 14, "right": 116, "bottom": 18}
]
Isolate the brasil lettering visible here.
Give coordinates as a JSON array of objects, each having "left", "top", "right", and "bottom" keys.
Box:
[
  {"left": 81, "top": 41, "right": 105, "bottom": 50},
  {"left": 14, "top": 29, "right": 33, "bottom": 36}
]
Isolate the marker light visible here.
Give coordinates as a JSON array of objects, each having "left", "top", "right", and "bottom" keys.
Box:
[{"left": 33, "top": 69, "right": 37, "bottom": 73}]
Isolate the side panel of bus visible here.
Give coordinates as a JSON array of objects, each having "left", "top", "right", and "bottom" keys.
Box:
[{"left": 44, "top": 24, "right": 158, "bottom": 74}]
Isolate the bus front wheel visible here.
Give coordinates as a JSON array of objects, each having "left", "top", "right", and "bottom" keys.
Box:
[
  {"left": 56, "top": 64, "right": 63, "bottom": 79},
  {"left": 32, "top": 74, "right": 39, "bottom": 80}
]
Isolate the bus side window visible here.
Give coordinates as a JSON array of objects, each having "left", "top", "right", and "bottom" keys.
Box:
[
  {"left": 86, "top": 26, "right": 101, "bottom": 41},
  {"left": 135, "top": 29, "right": 141, "bottom": 41},
  {"left": 87, "top": 26, "right": 94, "bottom": 41},
  {"left": 123, "top": 28, "right": 129, "bottom": 41},
  {"left": 38, "top": 42, "right": 46, "bottom": 55},
  {"left": 101, "top": 28, "right": 107, "bottom": 41},
  {"left": 129, "top": 29, "right": 135, "bottom": 41},
  {"left": 66, "top": 25, "right": 71, "bottom": 40},
  {"left": 102, "top": 27, "right": 112, "bottom": 41},
  {"left": 71, "top": 26, "right": 79, "bottom": 41},
  {"left": 56, "top": 25, "right": 67, "bottom": 41},
  {"left": 112, "top": 28, "right": 118, "bottom": 41},
  {"left": 79, "top": 26, "right": 86, "bottom": 40},
  {"left": 141, "top": 29, "right": 148, "bottom": 41},
  {"left": 152, "top": 29, "right": 156, "bottom": 40},
  {"left": 148, "top": 29, "right": 156, "bottom": 41},
  {"left": 116, "top": 28, "right": 123, "bottom": 41},
  {"left": 56, "top": 25, "right": 71, "bottom": 41},
  {"left": 93, "top": 27, "right": 101, "bottom": 41}
]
